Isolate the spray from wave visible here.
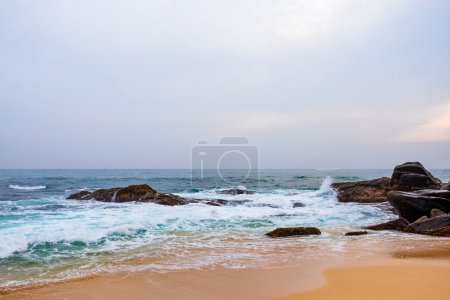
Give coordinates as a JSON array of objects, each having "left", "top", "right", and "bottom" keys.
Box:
[{"left": 318, "top": 176, "right": 333, "bottom": 193}]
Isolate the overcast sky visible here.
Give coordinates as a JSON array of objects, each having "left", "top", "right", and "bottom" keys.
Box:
[{"left": 1, "top": 0, "right": 449, "bottom": 169}]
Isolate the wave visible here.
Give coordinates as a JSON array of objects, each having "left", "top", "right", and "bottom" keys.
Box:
[{"left": 8, "top": 185, "right": 47, "bottom": 191}]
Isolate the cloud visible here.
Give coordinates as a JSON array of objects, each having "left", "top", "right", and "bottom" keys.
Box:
[{"left": 396, "top": 103, "right": 450, "bottom": 142}]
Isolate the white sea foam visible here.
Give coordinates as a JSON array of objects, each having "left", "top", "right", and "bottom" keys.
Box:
[{"left": 8, "top": 185, "right": 46, "bottom": 190}]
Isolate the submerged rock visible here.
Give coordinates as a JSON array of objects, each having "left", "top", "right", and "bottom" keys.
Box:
[
  {"left": 345, "top": 231, "right": 368, "bottom": 236},
  {"left": 293, "top": 202, "right": 305, "bottom": 208},
  {"left": 363, "top": 218, "right": 409, "bottom": 231},
  {"left": 265, "top": 227, "right": 321, "bottom": 238},
  {"left": 331, "top": 177, "right": 390, "bottom": 203},
  {"left": 387, "top": 190, "right": 450, "bottom": 222},
  {"left": 218, "top": 189, "right": 256, "bottom": 195},
  {"left": 390, "top": 162, "right": 442, "bottom": 191}
]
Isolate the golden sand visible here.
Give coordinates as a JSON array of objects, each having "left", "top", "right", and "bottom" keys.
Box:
[{"left": 2, "top": 242, "right": 450, "bottom": 300}]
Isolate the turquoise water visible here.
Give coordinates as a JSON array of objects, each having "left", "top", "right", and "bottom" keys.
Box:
[{"left": 1, "top": 169, "right": 449, "bottom": 287}]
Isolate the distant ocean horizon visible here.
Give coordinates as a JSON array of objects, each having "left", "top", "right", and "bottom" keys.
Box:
[{"left": 1, "top": 169, "right": 449, "bottom": 288}]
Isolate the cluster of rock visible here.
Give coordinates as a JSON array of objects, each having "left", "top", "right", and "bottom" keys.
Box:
[
  {"left": 331, "top": 162, "right": 450, "bottom": 237},
  {"left": 67, "top": 184, "right": 250, "bottom": 207}
]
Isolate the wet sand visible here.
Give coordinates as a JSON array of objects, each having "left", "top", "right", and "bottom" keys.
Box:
[
  {"left": 275, "top": 261, "right": 450, "bottom": 300},
  {"left": 2, "top": 241, "right": 450, "bottom": 300}
]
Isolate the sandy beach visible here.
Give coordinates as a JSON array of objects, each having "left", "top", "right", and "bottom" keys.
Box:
[{"left": 3, "top": 240, "right": 449, "bottom": 300}]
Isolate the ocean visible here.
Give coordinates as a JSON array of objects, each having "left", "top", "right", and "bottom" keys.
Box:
[{"left": 1, "top": 169, "right": 449, "bottom": 288}]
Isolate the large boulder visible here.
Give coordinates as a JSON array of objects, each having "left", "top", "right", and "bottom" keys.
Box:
[
  {"left": 390, "top": 162, "right": 442, "bottom": 191},
  {"left": 265, "top": 227, "right": 321, "bottom": 238},
  {"left": 387, "top": 190, "right": 450, "bottom": 222},
  {"left": 331, "top": 177, "right": 390, "bottom": 203},
  {"left": 68, "top": 184, "right": 189, "bottom": 205}
]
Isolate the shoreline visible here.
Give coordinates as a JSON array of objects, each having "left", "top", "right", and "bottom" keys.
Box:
[{"left": 3, "top": 240, "right": 449, "bottom": 300}]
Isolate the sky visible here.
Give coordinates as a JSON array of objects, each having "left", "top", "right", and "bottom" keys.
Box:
[{"left": 0, "top": 0, "right": 449, "bottom": 169}]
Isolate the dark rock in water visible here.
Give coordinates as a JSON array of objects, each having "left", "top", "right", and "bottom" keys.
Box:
[
  {"left": 345, "top": 231, "right": 368, "bottom": 236},
  {"left": 218, "top": 189, "right": 256, "bottom": 195},
  {"left": 404, "top": 215, "right": 450, "bottom": 233},
  {"left": 67, "top": 190, "right": 91, "bottom": 200},
  {"left": 201, "top": 199, "right": 250, "bottom": 206},
  {"left": 390, "top": 162, "right": 442, "bottom": 191},
  {"left": 68, "top": 184, "right": 171, "bottom": 203},
  {"left": 67, "top": 184, "right": 184, "bottom": 205},
  {"left": 331, "top": 177, "right": 390, "bottom": 203},
  {"left": 293, "top": 202, "right": 305, "bottom": 208},
  {"left": 363, "top": 218, "right": 409, "bottom": 231},
  {"left": 68, "top": 188, "right": 122, "bottom": 201},
  {"left": 387, "top": 190, "right": 450, "bottom": 222},
  {"left": 266, "top": 227, "right": 321, "bottom": 238}
]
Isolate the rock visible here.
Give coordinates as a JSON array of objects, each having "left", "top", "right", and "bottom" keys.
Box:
[
  {"left": 404, "top": 215, "right": 450, "bottom": 233},
  {"left": 390, "top": 162, "right": 442, "bottom": 191},
  {"left": 331, "top": 177, "right": 390, "bottom": 203},
  {"left": 345, "top": 231, "right": 368, "bottom": 236},
  {"left": 363, "top": 218, "right": 409, "bottom": 231},
  {"left": 265, "top": 227, "right": 321, "bottom": 238},
  {"left": 428, "top": 226, "right": 450, "bottom": 237},
  {"left": 293, "top": 202, "right": 305, "bottom": 208},
  {"left": 67, "top": 190, "right": 91, "bottom": 200},
  {"left": 218, "top": 189, "right": 256, "bottom": 195},
  {"left": 430, "top": 208, "right": 446, "bottom": 218},
  {"left": 387, "top": 190, "right": 450, "bottom": 222},
  {"left": 413, "top": 216, "right": 428, "bottom": 223}
]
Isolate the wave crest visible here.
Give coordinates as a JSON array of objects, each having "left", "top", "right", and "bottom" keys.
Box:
[{"left": 8, "top": 185, "right": 47, "bottom": 191}]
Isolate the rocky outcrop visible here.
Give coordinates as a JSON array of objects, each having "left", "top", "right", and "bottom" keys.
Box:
[
  {"left": 265, "top": 227, "right": 321, "bottom": 238},
  {"left": 390, "top": 162, "right": 442, "bottom": 191},
  {"left": 68, "top": 184, "right": 249, "bottom": 206},
  {"left": 331, "top": 177, "right": 390, "bottom": 203},
  {"left": 218, "top": 189, "right": 256, "bottom": 195},
  {"left": 363, "top": 218, "right": 409, "bottom": 231},
  {"left": 345, "top": 231, "right": 368, "bottom": 236},
  {"left": 324, "top": 162, "right": 446, "bottom": 205},
  {"left": 387, "top": 190, "right": 450, "bottom": 222}
]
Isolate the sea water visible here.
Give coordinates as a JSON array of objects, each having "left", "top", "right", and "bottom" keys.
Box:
[{"left": 1, "top": 169, "right": 449, "bottom": 287}]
